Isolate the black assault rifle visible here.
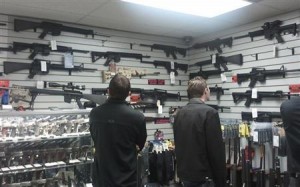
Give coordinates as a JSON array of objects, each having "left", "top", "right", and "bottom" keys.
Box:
[
  {"left": 241, "top": 111, "right": 281, "bottom": 122},
  {"left": 232, "top": 90, "right": 295, "bottom": 107},
  {"left": 141, "top": 60, "right": 188, "bottom": 76},
  {"left": 14, "top": 19, "right": 102, "bottom": 39},
  {"left": 4, "top": 59, "right": 97, "bottom": 79},
  {"left": 140, "top": 43, "right": 186, "bottom": 59},
  {"left": 209, "top": 85, "right": 230, "bottom": 100},
  {"left": 190, "top": 37, "right": 233, "bottom": 54},
  {"left": 189, "top": 54, "right": 243, "bottom": 71},
  {"left": 234, "top": 20, "right": 298, "bottom": 43},
  {"left": 236, "top": 65, "right": 300, "bottom": 88},
  {"left": 9, "top": 85, "right": 107, "bottom": 110},
  {"left": 12, "top": 42, "right": 89, "bottom": 59},
  {"left": 91, "top": 51, "right": 150, "bottom": 65},
  {"left": 189, "top": 68, "right": 231, "bottom": 80}
]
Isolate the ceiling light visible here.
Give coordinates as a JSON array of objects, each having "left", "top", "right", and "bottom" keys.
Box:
[{"left": 121, "top": 0, "right": 252, "bottom": 18}]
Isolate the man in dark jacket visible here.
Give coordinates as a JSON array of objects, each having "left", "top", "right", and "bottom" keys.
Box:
[
  {"left": 173, "top": 76, "right": 226, "bottom": 187},
  {"left": 280, "top": 98, "right": 300, "bottom": 185},
  {"left": 89, "top": 74, "right": 147, "bottom": 187}
]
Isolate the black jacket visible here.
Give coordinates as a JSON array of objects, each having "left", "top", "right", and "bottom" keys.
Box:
[
  {"left": 173, "top": 98, "right": 226, "bottom": 187},
  {"left": 280, "top": 97, "right": 300, "bottom": 174},
  {"left": 89, "top": 98, "right": 147, "bottom": 187}
]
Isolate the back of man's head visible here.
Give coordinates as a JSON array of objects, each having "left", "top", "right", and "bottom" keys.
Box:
[
  {"left": 187, "top": 76, "right": 207, "bottom": 99},
  {"left": 109, "top": 74, "right": 131, "bottom": 100}
]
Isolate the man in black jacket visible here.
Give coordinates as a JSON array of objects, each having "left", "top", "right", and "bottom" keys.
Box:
[
  {"left": 280, "top": 98, "right": 300, "bottom": 185},
  {"left": 173, "top": 76, "right": 226, "bottom": 187},
  {"left": 89, "top": 74, "right": 147, "bottom": 187}
]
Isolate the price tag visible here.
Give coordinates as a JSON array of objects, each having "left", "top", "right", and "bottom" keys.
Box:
[
  {"left": 36, "top": 81, "right": 44, "bottom": 89},
  {"left": 221, "top": 73, "right": 227, "bottom": 82},
  {"left": 212, "top": 54, "right": 217, "bottom": 64},
  {"left": 64, "top": 53, "right": 74, "bottom": 68},
  {"left": 158, "top": 105, "right": 163, "bottom": 114},
  {"left": 170, "top": 72, "right": 176, "bottom": 85},
  {"left": 252, "top": 88, "right": 258, "bottom": 99},
  {"left": 273, "top": 45, "right": 278, "bottom": 58},
  {"left": 253, "top": 131, "right": 258, "bottom": 142},
  {"left": 40, "top": 61, "right": 47, "bottom": 72},
  {"left": 252, "top": 108, "right": 258, "bottom": 118},
  {"left": 50, "top": 40, "right": 57, "bottom": 50},
  {"left": 170, "top": 61, "right": 175, "bottom": 69},
  {"left": 273, "top": 135, "right": 279, "bottom": 147}
]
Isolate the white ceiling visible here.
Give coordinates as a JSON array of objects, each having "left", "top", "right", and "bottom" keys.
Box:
[{"left": 0, "top": 0, "right": 299, "bottom": 39}]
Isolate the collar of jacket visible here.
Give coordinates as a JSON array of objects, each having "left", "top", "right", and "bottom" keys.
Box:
[{"left": 189, "top": 98, "right": 205, "bottom": 104}]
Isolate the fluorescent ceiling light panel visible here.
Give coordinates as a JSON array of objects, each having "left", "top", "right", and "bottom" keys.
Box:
[{"left": 121, "top": 0, "right": 252, "bottom": 18}]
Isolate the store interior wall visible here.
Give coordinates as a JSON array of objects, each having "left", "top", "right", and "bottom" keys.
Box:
[{"left": 1, "top": 10, "right": 300, "bottom": 173}]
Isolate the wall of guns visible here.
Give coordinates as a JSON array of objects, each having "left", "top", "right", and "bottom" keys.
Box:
[
  {"left": 0, "top": 8, "right": 300, "bottom": 187},
  {"left": 0, "top": 110, "right": 93, "bottom": 186}
]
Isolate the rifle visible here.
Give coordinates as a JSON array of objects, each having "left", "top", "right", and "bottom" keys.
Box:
[
  {"left": 144, "top": 116, "right": 170, "bottom": 124},
  {"left": 14, "top": 19, "right": 96, "bottom": 39},
  {"left": 44, "top": 82, "right": 85, "bottom": 91},
  {"left": 232, "top": 90, "right": 294, "bottom": 107},
  {"left": 236, "top": 65, "right": 300, "bottom": 88},
  {"left": 207, "top": 104, "right": 230, "bottom": 112},
  {"left": 234, "top": 20, "right": 297, "bottom": 43},
  {"left": 189, "top": 54, "right": 243, "bottom": 71},
  {"left": 12, "top": 42, "right": 89, "bottom": 59},
  {"left": 139, "top": 43, "right": 186, "bottom": 59},
  {"left": 4, "top": 59, "right": 97, "bottom": 79},
  {"left": 209, "top": 85, "right": 229, "bottom": 100},
  {"left": 0, "top": 46, "right": 13, "bottom": 52},
  {"left": 189, "top": 68, "right": 231, "bottom": 79},
  {"left": 141, "top": 60, "right": 188, "bottom": 76},
  {"left": 241, "top": 111, "right": 281, "bottom": 122},
  {"left": 190, "top": 37, "right": 233, "bottom": 53},
  {"left": 91, "top": 51, "right": 150, "bottom": 65},
  {"left": 8, "top": 85, "right": 107, "bottom": 110}
]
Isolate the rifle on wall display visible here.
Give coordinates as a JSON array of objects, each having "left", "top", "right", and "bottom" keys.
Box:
[
  {"left": 232, "top": 90, "right": 296, "bottom": 107},
  {"left": 189, "top": 68, "right": 231, "bottom": 80},
  {"left": 234, "top": 20, "right": 298, "bottom": 43},
  {"left": 234, "top": 65, "right": 300, "bottom": 88},
  {"left": 141, "top": 60, "right": 188, "bottom": 76},
  {"left": 189, "top": 54, "right": 243, "bottom": 71},
  {"left": 209, "top": 85, "right": 230, "bottom": 100},
  {"left": 91, "top": 51, "right": 150, "bottom": 65},
  {"left": 12, "top": 42, "right": 89, "bottom": 59},
  {"left": 14, "top": 19, "right": 108, "bottom": 39},
  {"left": 139, "top": 43, "right": 186, "bottom": 59},
  {"left": 190, "top": 37, "right": 233, "bottom": 53},
  {"left": 4, "top": 59, "right": 97, "bottom": 78}
]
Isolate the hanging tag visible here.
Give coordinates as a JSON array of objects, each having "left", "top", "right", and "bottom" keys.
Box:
[
  {"left": 221, "top": 73, "right": 227, "bottom": 82},
  {"left": 212, "top": 54, "right": 217, "bottom": 64},
  {"left": 251, "top": 88, "right": 257, "bottom": 99},
  {"left": 252, "top": 108, "right": 258, "bottom": 118},
  {"left": 170, "top": 72, "right": 176, "bottom": 85},
  {"left": 170, "top": 61, "right": 175, "bottom": 69},
  {"left": 36, "top": 81, "right": 44, "bottom": 89},
  {"left": 64, "top": 53, "right": 74, "bottom": 68},
  {"left": 273, "top": 45, "right": 278, "bottom": 58},
  {"left": 50, "top": 40, "right": 57, "bottom": 50},
  {"left": 40, "top": 61, "right": 47, "bottom": 72},
  {"left": 273, "top": 135, "right": 279, "bottom": 147},
  {"left": 253, "top": 131, "right": 258, "bottom": 142}
]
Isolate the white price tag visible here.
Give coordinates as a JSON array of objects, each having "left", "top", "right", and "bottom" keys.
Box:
[
  {"left": 252, "top": 88, "right": 258, "bottom": 99},
  {"left": 170, "top": 61, "right": 175, "bottom": 69},
  {"left": 220, "top": 73, "right": 227, "bottom": 82},
  {"left": 273, "top": 135, "right": 279, "bottom": 147},
  {"left": 252, "top": 108, "right": 258, "bottom": 118},
  {"left": 253, "top": 131, "right": 258, "bottom": 142},
  {"left": 170, "top": 72, "right": 176, "bottom": 85},
  {"left": 86, "top": 184, "right": 93, "bottom": 187},
  {"left": 158, "top": 105, "right": 163, "bottom": 114},
  {"left": 64, "top": 53, "right": 74, "bottom": 68},
  {"left": 212, "top": 54, "right": 217, "bottom": 64},
  {"left": 40, "top": 61, "right": 47, "bottom": 72},
  {"left": 36, "top": 81, "right": 44, "bottom": 89},
  {"left": 50, "top": 40, "right": 57, "bottom": 50}
]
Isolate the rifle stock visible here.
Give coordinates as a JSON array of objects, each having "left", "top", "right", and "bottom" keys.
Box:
[{"left": 4, "top": 61, "right": 31, "bottom": 74}]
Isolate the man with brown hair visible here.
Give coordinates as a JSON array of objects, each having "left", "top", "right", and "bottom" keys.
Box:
[
  {"left": 173, "top": 76, "right": 226, "bottom": 187},
  {"left": 89, "top": 74, "right": 147, "bottom": 187}
]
